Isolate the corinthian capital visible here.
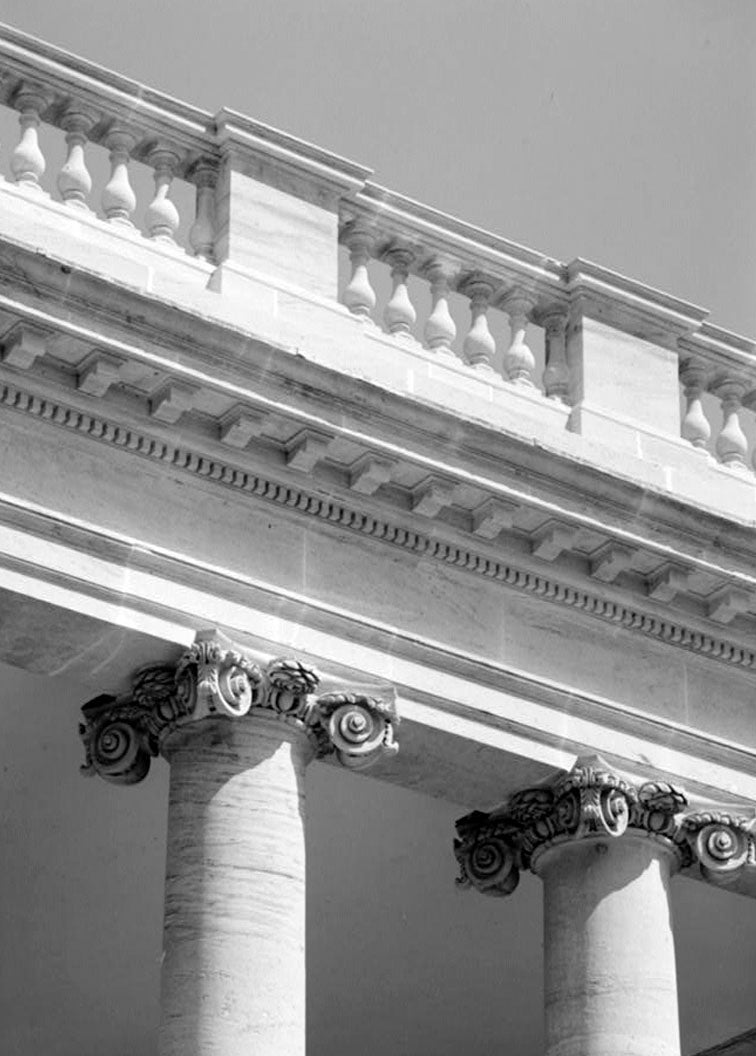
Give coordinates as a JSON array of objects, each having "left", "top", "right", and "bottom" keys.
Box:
[
  {"left": 454, "top": 757, "right": 755, "bottom": 897},
  {"left": 80, "top": 632, "right": 399, "bottom": 784}
]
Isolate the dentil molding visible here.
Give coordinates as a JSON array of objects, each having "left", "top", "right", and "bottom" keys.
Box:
[{"left": 4, "top": 378, "right": 756, "bottom": 675}]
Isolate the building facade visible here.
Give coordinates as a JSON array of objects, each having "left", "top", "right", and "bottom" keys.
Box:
[{"left": 0, "top": 22, "right": 754, "bottom": 1056}]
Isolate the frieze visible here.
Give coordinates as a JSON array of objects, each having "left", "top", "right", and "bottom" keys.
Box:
[
  {"left": 3, "top": 378, "right": 756, "bottom": 673},
  {"left": 79, "top": 634, "right": 399, "bottom": 784},
  {"left": 454, "top": 760, "right": 756, "bottom": 897}
]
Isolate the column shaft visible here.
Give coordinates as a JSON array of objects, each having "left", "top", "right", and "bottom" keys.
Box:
[
  {"left": 538, "top": 837, "right": 681, "bottom": 1056},
  {"left": 159, "top": 715, "right": 310, "bottom": 1056}
]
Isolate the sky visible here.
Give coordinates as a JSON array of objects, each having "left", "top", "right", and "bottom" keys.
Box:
[{"left": 2, "top": 0, "right": 755, "bottom": 336}]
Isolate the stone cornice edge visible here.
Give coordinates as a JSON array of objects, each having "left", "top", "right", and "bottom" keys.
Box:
[{"left": 4, "top": 377, "right": 756, "bottom": 676}]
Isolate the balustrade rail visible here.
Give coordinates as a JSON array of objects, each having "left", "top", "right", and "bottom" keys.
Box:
[{"left": 1, "top": 22, "right": 755, "bottom": 485}]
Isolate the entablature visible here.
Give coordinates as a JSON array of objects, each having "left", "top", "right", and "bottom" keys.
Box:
[{"left": 2, "top": 245, "right": 756, "bottom": 680}]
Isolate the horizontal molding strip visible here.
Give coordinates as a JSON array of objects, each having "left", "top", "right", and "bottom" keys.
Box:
[
  {"left": 1, "top": 492, "right": 756, "bottom": 801},
  {"left": 2, "top": 288, "right": 756, "bottom": 593},
  {"left": 2, "top": 378, "right": 756, "bottom": 674}
]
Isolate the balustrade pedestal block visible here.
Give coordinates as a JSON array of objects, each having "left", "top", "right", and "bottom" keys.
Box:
[
  {"left": 212, "top": 113, "right": 370, "bottom": 301},
  {"left": 567, "top": 316, "right": 683, "bottom": 456},
  {"left": 213, "top": 163, "right": 339, "bottom": 300}
]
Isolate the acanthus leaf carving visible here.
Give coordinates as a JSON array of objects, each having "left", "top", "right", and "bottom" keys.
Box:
[
  {"left": 79, "top": 634, "right": 398, "bottom": 785},
  {"left": 175, "top": 639, "right": 264, "bottom": 719},
  {"left": 263, "top": 657, "right": 320, "bottom": 723}
]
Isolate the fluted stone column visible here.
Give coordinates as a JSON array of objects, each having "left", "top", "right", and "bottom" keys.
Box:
[
  {"left": 79, "top": 632, "right": 399, "bottom": 1056},
  {"left": 455, "top": 758, "right": 756, "bottom": 1056}
]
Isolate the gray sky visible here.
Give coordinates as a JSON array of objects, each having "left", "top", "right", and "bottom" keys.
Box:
[{"left": 4, "top": 0, "right": 755, "bottom": 335}]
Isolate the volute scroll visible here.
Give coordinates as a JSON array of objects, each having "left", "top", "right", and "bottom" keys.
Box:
[
  {"left": 80, "top": 633, "right": 399, "bottom": 784},
  {"left": 455, "top": 758, "right": 756, "bottom": 897}
]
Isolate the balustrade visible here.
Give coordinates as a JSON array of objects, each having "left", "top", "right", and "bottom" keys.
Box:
[
  {"left": 2, "top": 24, "right": 756, "bottom": 489},
  {"left": 333, "top": 206, "right": 756, "bottom": 474},
  {"left": 335, "top": 214, "right": 561, "bottom": 396},
  {"left": 0, "top": 54, "right": 218, "bottom": 257},
  {"left": 677, "top": 349, "right": 756, "bottom": 474}
]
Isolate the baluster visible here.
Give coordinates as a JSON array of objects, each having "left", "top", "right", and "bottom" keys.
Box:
[
  {"left": 10, "top": 83, "right": 51, "bottom": 191},
  {"left": 340, "top": 220, "right": 377, "bottom": 318},
  {"left": 188, "top": 160, "right": 217, "bottom": 261},
  {"left": 423, "top": 258, "right": 458, "bottom": 357},
  {"left": 145, "top": 147, "right": 181, "bottom": 244},
  {"left": 502, "top": 291, "right": 536, "bottom": 386},
  {"left": 101, "top": 127, "right": 138, "bottom": 226},
  {"left": 57, "top": 107, "right": 96, "bottom": 209},
  {"left": 712, "top": 377, "right": 748, "bottom": 469},
  {"left": 383, "top": 246, "right": 416, "bottom": 337},
  {"left": 460, "top": 274, "right": 496, "bottom": 371},
  {"left": 679, "top": 358, "right": 711, "bottom": 451},
  {"left": 541, "top": 309, "right": 569, "bottom": 401}
]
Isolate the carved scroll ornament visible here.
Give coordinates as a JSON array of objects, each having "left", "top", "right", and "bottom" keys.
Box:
[
  {"left": 79, "top": 636, "right": 399, "bottom": 784},
  {"left": 454, "top": 760, "right": 755, "bottom": 897}
]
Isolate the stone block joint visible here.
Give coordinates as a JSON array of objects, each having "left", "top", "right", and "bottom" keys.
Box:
[
  {"left": 454, "top": 757, "right": 756, "bottom": 896},
  {"left": 79, "top": 632, "right": 399, "bottom": 784}
]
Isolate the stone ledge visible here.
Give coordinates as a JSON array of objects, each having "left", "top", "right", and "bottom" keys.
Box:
[
  {"left": 693, "top": 1028, "right": 756, "bottom": 1056},
  {"left": 2, "top": 497, "right": 756, "bottom": 811},
  {"left": 1, "top": 371, "right": 756, "bottom": 663}
]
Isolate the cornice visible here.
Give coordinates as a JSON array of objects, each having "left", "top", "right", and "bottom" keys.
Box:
[
  {"left": 3, "top": 375, "right": 756, "bottom": 677},
  {"left": 2, "top": 238, "right": 756, "bottom": 659},
  {"left": 0, "top": 248, "right": 754, "bottom": 566},
  {"left": 0, "top": 237, "right": 750, "bottom": 551}
]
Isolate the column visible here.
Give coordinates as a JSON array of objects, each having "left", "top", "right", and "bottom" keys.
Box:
[
  {"left": 539, "top": 834, "right": 679, "bottom": 1056},
  {"left": 454, "top": 758, "right": 756, "bottom": 1056},
  {"left": 80, "top": 632, "right": 399, "bottom": 1056}
]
